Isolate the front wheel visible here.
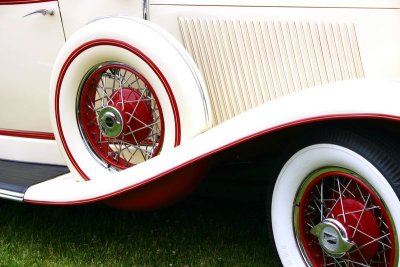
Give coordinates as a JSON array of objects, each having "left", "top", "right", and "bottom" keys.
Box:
[{"left": 270, "top": 131, "right": 400, "bottom": 267}]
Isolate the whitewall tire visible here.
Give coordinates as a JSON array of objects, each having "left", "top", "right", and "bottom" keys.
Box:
[
  {"left": 49, "top": 17, "right": 211, "bottom": 181},
  {"left": 271, "top": 132, "right": 400, "bottom": 266}
]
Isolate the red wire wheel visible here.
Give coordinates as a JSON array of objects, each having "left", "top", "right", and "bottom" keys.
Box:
[
  {"left": 294, "top": 167, "right": 396, "bottom": 267},
  {"left": 77, "top": 62, "right": 164, "bottom": 170}
]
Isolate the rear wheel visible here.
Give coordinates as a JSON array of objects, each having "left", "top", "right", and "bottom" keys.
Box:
[{"left": 270, "top": 131, "right": 400, "bottom": 266}]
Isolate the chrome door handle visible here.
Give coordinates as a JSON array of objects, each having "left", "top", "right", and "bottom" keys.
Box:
[{"left": 23, "top": 9, "right": 55, "bottom": 18}]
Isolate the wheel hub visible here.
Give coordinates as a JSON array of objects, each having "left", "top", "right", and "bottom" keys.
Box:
[
  {"left": 310, "top": 218, "right": 353, "bottom": 257},
  {"left": 97, "top": 88, "right": 154, "bottom": 142},
  {"left": 110, "top": 88, "right": 153, "bottom": 144},
  {"left": 98, "top": 106, "right": 123, "bottom": 138}
]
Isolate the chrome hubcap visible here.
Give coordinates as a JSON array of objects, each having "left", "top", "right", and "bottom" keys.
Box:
[
  {"left": 310, "top": 218, "right": 354, "bottom": 257},
  {"left": 98, "top": 106, "right": 123, "bottom": 138}
]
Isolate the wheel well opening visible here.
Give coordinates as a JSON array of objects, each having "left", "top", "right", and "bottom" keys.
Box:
[{"left": 200, "top": 118, "right": 400, "bottom": 201}]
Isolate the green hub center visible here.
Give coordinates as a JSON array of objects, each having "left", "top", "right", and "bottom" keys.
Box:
[
  {"left": 105, "top": 117, "right": 114, "bottom": 128},
  {"left": 98, "top": 106, "right": 123, "bottom": 138}
]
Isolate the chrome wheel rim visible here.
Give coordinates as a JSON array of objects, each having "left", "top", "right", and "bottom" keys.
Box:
[
  {"left": 294, "top": 167, "right": 397, "bottom": 266},
  {"left": 77, "top": 62, "right": 164, "bottom": 170}
]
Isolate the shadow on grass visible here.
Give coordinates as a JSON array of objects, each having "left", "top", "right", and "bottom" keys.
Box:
[{"left": 0, "top": 193, "right": 279, "bottom": 267}]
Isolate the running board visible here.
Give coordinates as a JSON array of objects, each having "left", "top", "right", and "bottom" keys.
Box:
[{"left": 0, "top": 159, "right": 69, "bottom": 201}]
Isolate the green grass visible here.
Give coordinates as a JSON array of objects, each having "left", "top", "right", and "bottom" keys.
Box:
[{"left": 0, "top": 194, "right": 279, "bottom": 267}]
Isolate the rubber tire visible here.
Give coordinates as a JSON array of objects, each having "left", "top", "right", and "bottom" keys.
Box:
[
  {"left": 268, "top": 130, "right": 400, "bottom": 267},
  {"left": 49, "top": 17, "right": 211, "bottom": 181}
]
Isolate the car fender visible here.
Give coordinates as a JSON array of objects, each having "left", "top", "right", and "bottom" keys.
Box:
[{"left": 25, "top": 79, "right": 400, "bottom": 206}]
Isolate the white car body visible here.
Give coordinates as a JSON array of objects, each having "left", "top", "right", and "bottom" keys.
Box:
[{"left": 1, "top": 1, "right": 400, "bottom": 266}]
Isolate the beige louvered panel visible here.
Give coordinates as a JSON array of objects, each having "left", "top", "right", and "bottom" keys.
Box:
[{"left": 178, "top": 18, "right": 364, "bottom": 125}]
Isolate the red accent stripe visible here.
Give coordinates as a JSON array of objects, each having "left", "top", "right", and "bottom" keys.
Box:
[
  {"left": 0, "top": 129, "right": 54, "bottom": 140},
  {"left": 0, "top": 0, "right": 54, "bottom": 5},
  {"left": 24, "top": 113, "right": 400, "bottom": 205},
  {"left": 55, "top": 39, "right": 181, "bottom": 181}
]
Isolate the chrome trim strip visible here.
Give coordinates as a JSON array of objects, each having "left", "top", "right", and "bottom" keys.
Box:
[
  {"left": 0, "top": 189, "right": 24, "bottom": 202},
  {"left": 143, "top": 0, "right": 149, "bottom": 20}
]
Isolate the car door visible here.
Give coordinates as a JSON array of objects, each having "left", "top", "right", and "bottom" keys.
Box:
[{"left": 0, "top": 0, "right": 65, "bottom": 134}]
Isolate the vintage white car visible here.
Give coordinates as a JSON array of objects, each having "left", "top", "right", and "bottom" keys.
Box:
[{"left": 1, "top": 0, "right": 400, "bottom": 266}]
